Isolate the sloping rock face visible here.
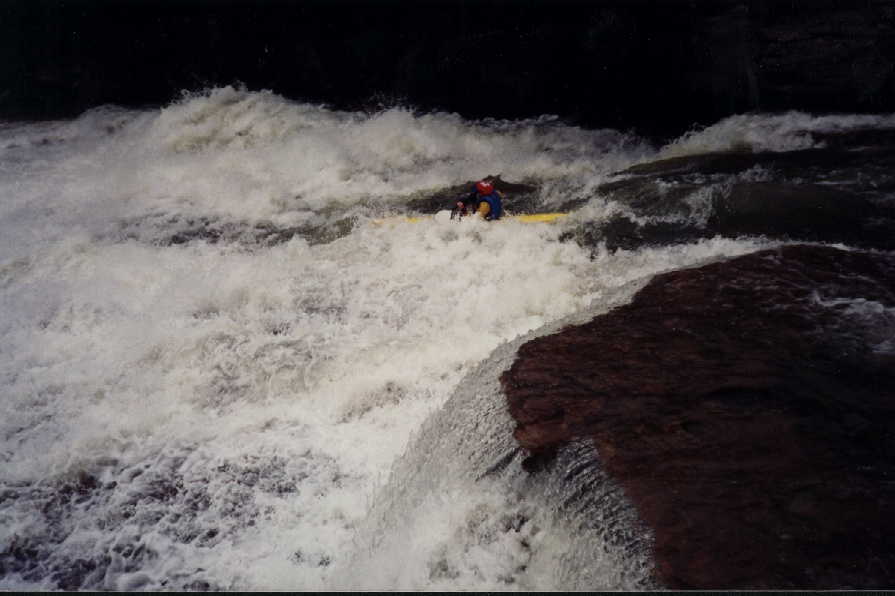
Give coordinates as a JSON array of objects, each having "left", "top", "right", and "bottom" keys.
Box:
[{"left": 501, "top": 245, "right": 895, "bottom": 589}]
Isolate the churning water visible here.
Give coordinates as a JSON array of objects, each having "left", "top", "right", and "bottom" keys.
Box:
[{"left": 4, "top": 86, "right": 887, "bottom": 590}]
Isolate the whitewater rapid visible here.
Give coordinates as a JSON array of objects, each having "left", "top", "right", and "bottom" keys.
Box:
[{"left": 5, "top": 87, "right": 886, "bottom": 590}]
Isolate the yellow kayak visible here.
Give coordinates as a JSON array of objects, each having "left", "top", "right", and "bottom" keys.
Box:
[{"left": 373, "top": 211, "right": 568, "bottom": 225}]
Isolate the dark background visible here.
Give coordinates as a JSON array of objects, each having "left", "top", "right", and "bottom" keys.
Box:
[{"left": 3, "top": 0, "right": 895, "bottom": 139}]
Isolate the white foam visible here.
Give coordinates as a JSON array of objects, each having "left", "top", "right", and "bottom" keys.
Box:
[
  {"left": 128, "top": 86, "right": 654, "bottom": 223},
  {"left": 1, "top": 89, "right": 780, "bottom": 590}
]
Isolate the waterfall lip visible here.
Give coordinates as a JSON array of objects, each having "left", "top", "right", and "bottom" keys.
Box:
[{"left": 333, "top": 285, "right": 659, "bottom": 591}]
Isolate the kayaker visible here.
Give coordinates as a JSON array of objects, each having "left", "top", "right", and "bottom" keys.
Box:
[{"left": 452, "top": 180, "right": 504, "bottom": 220}]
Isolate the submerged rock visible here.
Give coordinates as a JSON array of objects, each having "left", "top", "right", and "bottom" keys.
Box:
[
  {"left": 569, "top": 133, "right": 895, "bottom": 252},
  {"left": 501, "top": 245, "right": 895, "bottom": 589}
]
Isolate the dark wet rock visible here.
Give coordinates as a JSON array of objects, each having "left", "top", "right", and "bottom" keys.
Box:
[
  {"left": 811, "top": 128, "right": 895, "bottom": 151},
  {"left": 619, "top": 130, "right": 895, "bottom": 208},
  {"left": 711, "top": 182, "right": 895, "bottom": 246},
  {"left": 562, "top": 217, "right": 706, "bottom": 255},
  {"left": 404, "top": 175, "right": 539, "bottom": 215},
  {"left": 575, "top": 134, "right": 895, "bottom": 251},
  {"left": 501, "top": 245, "right": 895, "bottom": 589},
  {"left": 622, "top": 128, "right": 895, "bottom": 184},
  {"left": 624, "top": 144, "right": 895, "bottom": 182}
]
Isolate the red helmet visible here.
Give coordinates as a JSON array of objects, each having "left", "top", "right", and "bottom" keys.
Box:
[{"left": 475, "top": 180, "right": 494, "bottom": 195}]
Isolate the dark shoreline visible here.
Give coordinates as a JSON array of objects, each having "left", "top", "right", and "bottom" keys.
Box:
[{"left": 4, "top": 0, "right": 894, "bottom": 140}]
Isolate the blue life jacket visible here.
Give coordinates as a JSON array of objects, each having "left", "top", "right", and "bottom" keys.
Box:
[{"left": 480, "top": 192, "right": 503, "bottom": 220}]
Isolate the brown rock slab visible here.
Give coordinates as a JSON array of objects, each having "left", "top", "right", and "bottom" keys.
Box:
[{"left": 501, "top": 245, "right": 895, "bottom": 589}]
